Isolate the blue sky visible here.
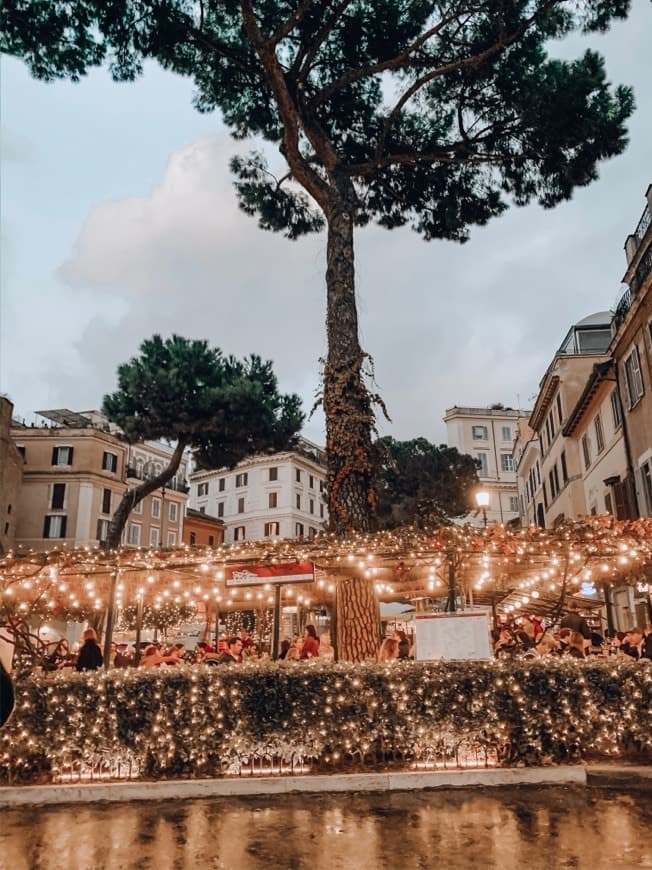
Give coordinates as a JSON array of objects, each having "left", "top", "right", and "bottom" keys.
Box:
[{"left": 2, "top": 5, "right": 651, "bottom": 445}]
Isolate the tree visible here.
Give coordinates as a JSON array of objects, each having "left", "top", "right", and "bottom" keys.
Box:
[
  {"left": 2, "top": 0, "right": 634, "bottom": 661},
  {"left": 102, "top": 334, "right": 303, "bottom": 548},
  {"left": 375, "top": 437, "right": 479, "bottom": 528}
]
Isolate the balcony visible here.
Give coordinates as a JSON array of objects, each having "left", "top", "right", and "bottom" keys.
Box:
[{"left": 125, "top": 466, "right": 189, "bottom": 493}]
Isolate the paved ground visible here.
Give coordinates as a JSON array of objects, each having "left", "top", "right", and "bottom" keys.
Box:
[{"left": 1, "top": 785, "right": 651, "bottom": 870}]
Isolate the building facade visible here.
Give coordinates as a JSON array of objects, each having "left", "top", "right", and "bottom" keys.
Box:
[
  {"left": 10, "top": 410, "right": 188, "bottom": 550},
  {"left": 443, "top": 406, "right": 527, "bottom": 526},
  {"left": 182, "top": 508, "right": 225, "bottom": 548},
  {"left": 188, "top": 438, "right": 328, "bottom": 543},
  {"left": 0, "top": 397, "right": 24, "bottom": 553},
  {"left": 612, "top": 183, "right": 652, "bottom": 517}
]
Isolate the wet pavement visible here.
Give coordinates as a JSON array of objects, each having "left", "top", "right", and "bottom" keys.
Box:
[{"left": 1, "top": 785, "right": 651, "bottom": 870}]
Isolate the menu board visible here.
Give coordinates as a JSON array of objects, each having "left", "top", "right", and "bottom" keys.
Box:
[{"left": 414, "top": 612, "right": 492, "bottom": 661}]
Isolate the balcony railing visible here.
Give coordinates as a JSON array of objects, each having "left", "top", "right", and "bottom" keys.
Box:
[
  {"left": 635, "top": 204, "right": 651, "bottom": 242},
  {"left": 125, "top": 466, "right": 189, "bottom": 493}
]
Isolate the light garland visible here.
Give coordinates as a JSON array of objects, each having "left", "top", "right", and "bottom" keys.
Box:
[{"left": 1, "top": 659, "right": 650, "bottom": 785}]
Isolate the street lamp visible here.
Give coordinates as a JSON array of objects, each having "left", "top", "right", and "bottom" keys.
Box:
[{"left": 475, "top": 490, "right": 490, "bottom": 528}]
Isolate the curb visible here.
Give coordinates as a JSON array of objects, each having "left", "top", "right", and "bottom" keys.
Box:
[
  {"left": 0, "top": 766, "right": 586, "bottom": 807},
  {"left": 586, "top": 764, "right": 652, "bottom": 788}
]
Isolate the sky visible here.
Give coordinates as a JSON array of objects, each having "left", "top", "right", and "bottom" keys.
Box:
[{"left": 1, "top": 5, "right": 651, "bottom": 447}]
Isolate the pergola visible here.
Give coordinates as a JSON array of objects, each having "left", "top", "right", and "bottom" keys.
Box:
[{"left": 1, "top": 516, "right": 651, "bottom": 663}]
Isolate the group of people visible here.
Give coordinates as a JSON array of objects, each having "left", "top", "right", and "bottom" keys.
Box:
[{"left": 377, "top": 630, "right": 412, "bottom": 662}]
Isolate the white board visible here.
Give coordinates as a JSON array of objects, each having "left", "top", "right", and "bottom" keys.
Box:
[{"left": 414, "top": 612, "right": 492, "bottom": 661}]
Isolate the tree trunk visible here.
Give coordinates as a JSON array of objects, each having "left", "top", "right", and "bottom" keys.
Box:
[
  {"left": 104, "top": 439, "right": 188, "bottom": 550},
  {"left": 336, "top": 574, "right": 380, "bottom": 662},
  {"left": 324, "top": 185, "right": 376, "bottom": 534}
]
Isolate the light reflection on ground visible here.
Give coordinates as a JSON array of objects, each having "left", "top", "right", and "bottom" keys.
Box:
[{"left": 1, "top": 786, "right": 651, "bottom": 870}]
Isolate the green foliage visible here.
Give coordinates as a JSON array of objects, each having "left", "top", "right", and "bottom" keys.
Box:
[
  {"left": 374, "top": 437, "right": 479, "bottom": 528},
  {"left": 2, "top": 659, "right": 650, "bottom": 783},
  {"left": 1, "top": 1, "right": 634, "bottom": 240},
  {"left": 102, "top": 334, "right": 304, "bottom": 468}
]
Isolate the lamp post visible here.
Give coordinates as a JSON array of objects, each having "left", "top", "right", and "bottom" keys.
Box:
[{"left": 475, "top": 490, "right": 490, "bottom": 528}]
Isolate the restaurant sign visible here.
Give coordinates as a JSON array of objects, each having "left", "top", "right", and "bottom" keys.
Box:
[{"left": 225, "top": 560, "right": 315, "bottom": 588}]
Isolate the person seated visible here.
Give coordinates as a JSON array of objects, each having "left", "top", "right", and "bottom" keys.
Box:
[
  {"left": 494, "top": 627, "right": 516, "bottom": 656},
  {"left": 278, "top": 639, "right": 291, "bottom": 660},
  {"left": 393, "top": 630, "right": 411, "bottom": 660},
  {"left": 621, "top": 627, "right": 644, "bottom": 659},
  {"left": 377, "top": 637, "right": 399, "bottom": 663},
  {"left": 285, "top": 637, "right": 302, "bottom": 661},
  {"left": 75, "top": 628, "right": 103, "bottom": 672},
  {"left": 214, "top": 636, "right": 243, "bottom": 664},
  {"left": 43, "top": 638, "right": 69, "bottom": 672},
  {"left": 319, "top": 633, "right": 335, "bottom": 662},
  {"left": 534, "top": 633, "right": 560, "bottom": 657},
  {"left": 139, "top": 644, "right": 179, "bottom": 668},
  {"left": 564, "top": 631, "right": 586, "bottom": 659},
  {"left": 301, "top": 625, "right": 320, "bottom": 659}
]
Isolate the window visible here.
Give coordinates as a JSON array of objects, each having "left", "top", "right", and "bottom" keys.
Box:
[
  {"left": 269, "top": 467, "right": 278, "bottom": 482},
  {"left": 320, "top": 503, "right": 325, "bottom": 518},
  {"left": 553, "top": 464, "right": 560, "bottom": 495},
  {"left": 295, "top": 523, "right": 304, "bottom": 537},
  {"left": 611, "top": 390, "right": 622, "bottom": 430},
  {"left": 556, "top": 394, "right": 563, "bottom": 426},
  {"left": 96, "top": 518, "right": 109, "bottom": 542},
  {"left": 500, "top": 453, "right": 514, "bottom": 473},
  {"left": 604, "top": 492, "right": 613, "bottom": 515},
  {"left": 319, "top": 481, "right": 325, "bottom": 493},
  {"left": 51, "top": 446, "right": 73, "bottom": 466},
  {"left": 101, "top": 488, "right": 112, "bottom": 515},
  {"left": 295, "top": 468, "right": 302, "bottom": 483},
  {"left": 197, "top": 482, "right": 209, "bottom": 497},
  {"left": 501, "top": 426, "right": 512, "bottom": 442},
  {"left": 624, "top": 346, "right": 645, "bottom": 408},
  {"left": 475, "top": 453, "right": 488, "bottom": 476},
  {"left": 509, "top": 496, "right": 519, "bottom": 512},
  {"left": 208, "top": 535, "right": 215, "bottom": 546},
  {"left": 235, "top": 472, "right": 248, "bottom": 487},
  {"left": 217, "top": 502, "right": 225, "bottom": 518},
  {"left": 152, "top": 497, "right": 161, "bottom": 519},
  {"left": 168, "top": 502, "right": 178, "bottom": 523},
  {"left": 561, "top": 451, "right": 568, "bottom": 485},
  {"left": 127, "top": 523, "right": 141, "bottom": 546},
  {"left": 268, "top": 492, "right": 278, "bottom": 509},
  {"left": 309, "top": 475, "right": 315, "bottom": 489},
  {"left": 542, "top": 481, "right": 548, "bottom": 510},
  {"left": 594, "top": 414, "right": 605, "bottom": 454},
  {"left": 309, "top": 499, "right": 315, "bottom": 514},
  {"left": 237, "top": 497, "right": 245, "bottom": 513},
  {"left": 133, "top": 499, "right": 143, "bottom": 515},
  {"left": 16, "top": 445, "right": 25, "bottom": 459},
  {"left": 264, "top": 521, "right": 280, "bottom": 537},
  {"left": 234, "top": 526, "right": 246, "bottom": 541},
  {"left": 43, "top": 515, "right": 67, "bottom": 539},
  {"left": 581, "top": 434, "right": 591, "bottom": 470},
  {"left": 150, "top": 527, "right": 160, "bottom": 547},
  {"left": 167, "top": 531, "right": 177, "bottom": 547},
  {"left": 199, "top": 506, "right": 206, "bottom": 514},
  {"left": 190, "top": 531, "right": 196, "bottom": 545},
  {"left": 535, "top": 462, "right": 541, "bottom": 486},
  {"left": 472, "top": 425, "right": 488, "bottom": 440},
  {"left": 642, "top": 461, "right": 652, "bottom": 515},
  {"left": 218, "top": 478, "right": 226, "bottom": 492},
  {"left": 102, "top": 451, "right": 118, "bottom": 473},
  {"left": 296, "top": 493, "right": 301, "bottom": 510},
  {"left": 308, "top": 527, "right": 317, "bottom": 538},
  {"left": 51, "top": 483, "right": 66, "bottom": 510},
  {"left": 549, "top": 470, "right": 556, "bottom": 500}
]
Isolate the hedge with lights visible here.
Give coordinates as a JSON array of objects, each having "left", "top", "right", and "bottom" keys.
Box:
[{"left": 1, "top": 659, "right": 650, "bottom": 784}]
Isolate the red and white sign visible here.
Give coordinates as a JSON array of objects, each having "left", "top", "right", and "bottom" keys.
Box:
[{"left": 225, "top": 560, "right": 314, "bottom": 588}]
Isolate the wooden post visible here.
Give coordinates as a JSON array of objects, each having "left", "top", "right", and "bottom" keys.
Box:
[
  {"left": 134, "top": 593, "right": 144, "bottom": 666},
  {"left": 446, "top": 558, "right": 457, "bottom": 613},
  {"left": 272, "top": 585, "right": 281, "bottom": 660},
  {"left": 214, "top": 605, "right": 220, "bottom": 650},
  {"left": 102, "top": 566, "right": 119, "bottom": 669}
]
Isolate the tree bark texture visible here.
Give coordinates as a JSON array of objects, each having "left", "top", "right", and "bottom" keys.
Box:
[
  {"left": 105, "top": 439, "right": 188, "bottom": 550},
  {"left": 336, "top": 574, "right": 381, "bottom": 662},
  {"left": 324, "top": 186, "right": 376, "bottom": 534}
]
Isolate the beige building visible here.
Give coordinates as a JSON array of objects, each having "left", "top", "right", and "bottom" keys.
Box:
[
  {"left": 0, "top": 397, "right": 24, "bottom": 553},
  {"left": 612, "top": 183, "right": 652, "bottom": 516},
  {"left": 11, "top": 410, "right": 188, "bottom": 551},
  {"left": 443, "top": 406, "right": 527, "bottom": 525},
  {"left": 522, "top": 313, "right": 613, "bottom": 527},
  {"left": 512, "top": 419, "right": 541, "bottom": 526}
]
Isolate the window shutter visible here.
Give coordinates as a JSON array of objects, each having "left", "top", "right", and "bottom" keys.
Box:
[
  {"left": 51, "top": 447, "right": 58, "bottom": 465},
  {"left": 60, "top": 516, "right": 67, "bottom": 538},
  {"left": 43, "top": 516, "right": 50, "bottom": 538},
  {"left": 68, "top": 447, "right": 74, "bottom": 465}
]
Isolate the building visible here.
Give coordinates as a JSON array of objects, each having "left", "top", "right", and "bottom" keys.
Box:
[
  {"left": 10, "top": 410, "right": 188, "bottom": 550},
  {"left": 182, "top": 508, "right": 225, "bottom": 548},
  {"left": 443, "top": 406, "right": 527, "bottom": 526},
  {"left": 523, "top": 313, "right": 614, "bottom": 528},
  {"left": 611, "top": 183, "right": 652, "bottom": 517},
  {"left": 188, "top": 438, "right": 328, "bottom": 543},
  {"left": 0, "top": 397, "right": 24, "bottom": 553}
]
